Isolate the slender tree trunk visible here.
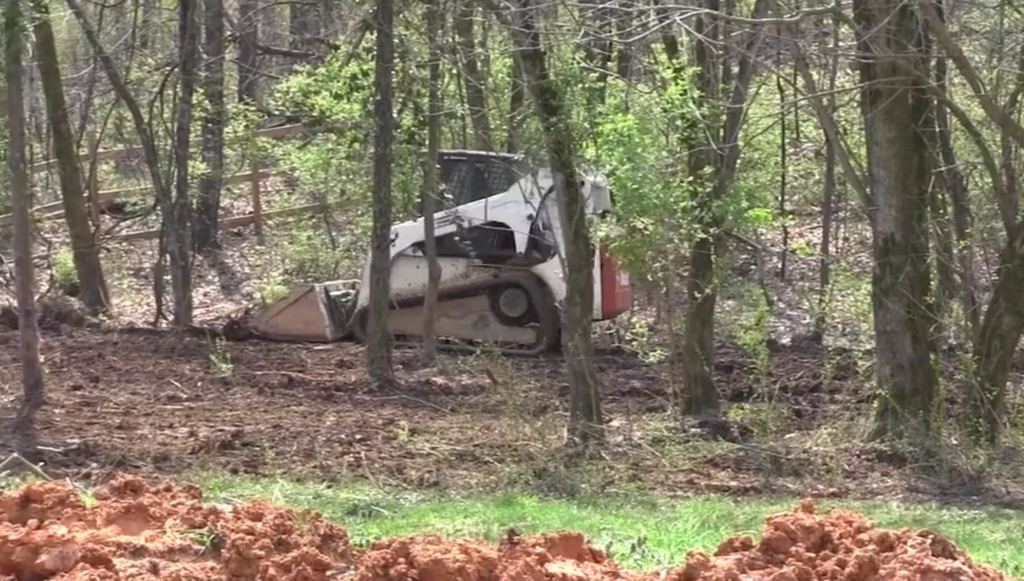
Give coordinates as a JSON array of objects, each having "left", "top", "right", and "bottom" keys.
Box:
[
  {"left": 816, "top": 8, "right": 840, "bottom": 337},
  {"left": 614, "top": 4, "right": 633, "bottom": 81},
  {"left": 680, "top": 0, "right": 722, "bottom": 418},
  {"left": 168, "top": 0, "right": 199, "bottom": 325},
  {"left": 856, "top": 0, "right": 939, "bottom": 442},
  {"left": 578, "top": 0, "right": 612, "bottom": 112},
  {"left": 237, "top": 0, "right": 259, "bottom": 103},
  {"left": 777, "top": 71, "right": 789, "bottom": 282},
  {"left": 506, "top": 48, "right": 525, "bottom": 153},
  {"left": 366, "top": 0, "right": 395, "bottom": 386},
  {"left": 454, "top": 0, "right": 492, "bottom": 150},
  {"left": 6, "top": 0, "right": 45, "bottom": 455},
  {"left": 138, "top": 0, "right": 156, "bottom": 49},
  {"left": 195, "top": 0, "right": 226, "bottom": 252},
  {"left": 421, "top": 0, "right": 443, "bottom": 366},
  {"left": 31, "top": 0, "right": 110, "bottom": 314},
  {"left": 968, "top": 225, "right": 1024, "bottom": 444},
  {"left": 510, "top": 0, "right": 604, "bottom": 449},
  {"left": 679, "top": 0, "right": 768, "bottom": 417}
]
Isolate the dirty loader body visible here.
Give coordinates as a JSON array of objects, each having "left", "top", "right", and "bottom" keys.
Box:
[{"left": 248, "top": 150, "right": 634, "bottom": 355}]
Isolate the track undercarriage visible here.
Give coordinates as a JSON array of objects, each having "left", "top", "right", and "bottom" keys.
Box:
[{"left": 348, "top": 268, "right": 562, "bottom": 356}]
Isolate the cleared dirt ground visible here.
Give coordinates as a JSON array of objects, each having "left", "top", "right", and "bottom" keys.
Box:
[{"left": 3, "top": 324, "right": 1023, "bottom": 507}]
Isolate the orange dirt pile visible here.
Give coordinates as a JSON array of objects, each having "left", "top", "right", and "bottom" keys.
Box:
[
  {"left": 0, "top": 475, "right": 352, "bottom": 580},
  {"left": 667, "top": 499, "right": 1011, "bottom": 581},
  {"left": 0, "top": 477, "right": 1014, "bottom": 581}
]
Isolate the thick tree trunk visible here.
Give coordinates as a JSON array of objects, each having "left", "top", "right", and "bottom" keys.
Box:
[
  {"left": 856, "top": 0, "right": 939, "bottom": 442},
  {"left": 681, "top": 233, "right": 721, "bottom": 416},
  {"left": 454, "top": 0, "right": 492, "bottom": 150},
  {"left": 421, "top": 0, "right": 443, "bottom": 367},
  {"left": 6, "top": 0, "right": 45, "bottom": 455},
  {"left": 510, "top": 0, "right": 604, "bottom": 449},
  {"left": 195, "top": 0, "right": 226, "bottom": 252},
  {"left": 366, "top": 0, "right": 395, "bottom": 386},
  {"left": 31, "top": 0, "right": 109, "bottom": 314}
]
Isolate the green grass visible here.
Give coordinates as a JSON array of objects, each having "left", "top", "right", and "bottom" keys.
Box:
[{"left": 198, "top": 475, "right": 1024, "bottom": 576}]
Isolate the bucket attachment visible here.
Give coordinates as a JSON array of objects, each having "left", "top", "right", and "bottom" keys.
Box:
[{"left": 247, "top": 279, "right": 359, "bottom": 342}]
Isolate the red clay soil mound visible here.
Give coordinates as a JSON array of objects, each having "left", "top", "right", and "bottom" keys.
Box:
[
  {"left": 0, "top": 475, "right": 352, "bottom": 580},
  {"left": 0, "top": 476, "right": 1013, "bottom": 581},
  {"left": 669, "top": 499, "right": 1011, "bottom": 581},
  {"left": 349, "top": 529, "right": 639, "bottom": 581}
]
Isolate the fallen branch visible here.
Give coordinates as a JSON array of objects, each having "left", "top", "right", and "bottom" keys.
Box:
[{"left": 0, "top": 452, "right": 53, "bottom": 481}]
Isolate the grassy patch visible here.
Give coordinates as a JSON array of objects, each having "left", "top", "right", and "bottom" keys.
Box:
[{"left": 197, "top": 475, "right": 1024, "bottom": 575}]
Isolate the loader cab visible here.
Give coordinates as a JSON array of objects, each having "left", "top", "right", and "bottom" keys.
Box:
[
  {"left": 434, "top": 150, "right": 532, "bottom": 208},
  {"left": 416, "top": 150, "right": 536, "bottom": 265}
]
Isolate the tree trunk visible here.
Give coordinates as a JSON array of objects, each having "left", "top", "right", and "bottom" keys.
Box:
[
  {"left": 237, "top": 0, "right": 259, "bottom": 103},
  {"left": 288, "top": 0, "right": 318, "bottom": 51},
  {"left": 968, "top": 225, "right": 1024, "bottom": 444},
  {"left": 614, "top": 5, "right": 634, "bottom": 81},
  {"left": 138, "top": 0, "right": 156, "bottom": 49},
  {"left": 454, "top": 0, "right": 492, "bottom": 150},
  {"left": 816, "top": 9, "right": 840, "bottom": 337},
  {"left": 169, "top": 0, "right": 199, "bottom": 325},
  {"left": 856, "top": 0, "right": 939, "bottom": 442},
  {"left": 6, "top": 0, "right": 45, "bottom": 455},
  {"left": 366, "top": 0, "right": 395, "bottom": 386},
  {"left": 510, "top": 0, "right": 604, "bottom": 449},
  {"left": 679, "top": 0, "right": 768, "bottom": 417},
  {"left": 506, "top": 47, "right": 525, "bottom": 153},
  {"left": 195, "top": 0, "right": 226, "bottom": 253},
  {"left": 578, "top": 0, "right": 611, "bottom": 111},
  {"left": 421, "top": 0, "right": 443, "bottom": 367},
  {"left": 680, "top": 0, "right": 723, "bottom": 418},
  {"left": 31, "top": 0, "right": 109, "bottom": 314},
  {"left": 777, "top": 71, "right": 789, "bottom": 282}
]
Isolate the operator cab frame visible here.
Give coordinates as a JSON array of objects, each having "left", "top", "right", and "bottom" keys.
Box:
[{"left": 415, "top": 150, "right": 535, "bottom": 264}]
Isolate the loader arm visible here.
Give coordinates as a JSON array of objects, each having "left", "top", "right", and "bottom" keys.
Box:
[{"left": 388, "top": 178, "right": 545, "bottom": 260}]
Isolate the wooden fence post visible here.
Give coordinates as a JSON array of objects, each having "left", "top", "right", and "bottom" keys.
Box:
[
  {"left": 86, "top": 130, "right": 102, "bottom": 227},
  {"left": 250, "top": 155, "right": 263, "bottom": 240}
]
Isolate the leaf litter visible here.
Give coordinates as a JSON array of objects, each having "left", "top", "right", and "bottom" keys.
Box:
[{"left": 0, "top": 475, "right": 1011, "bottom": 580}]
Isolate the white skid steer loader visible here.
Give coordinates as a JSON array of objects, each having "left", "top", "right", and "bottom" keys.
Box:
[{"left": 241, "top": 150, "right": 634, "bottom": 356}]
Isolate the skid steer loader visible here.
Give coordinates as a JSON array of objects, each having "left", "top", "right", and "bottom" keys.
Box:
[{"left": 244, "top": 150, "right": 633, "bottom": 355}]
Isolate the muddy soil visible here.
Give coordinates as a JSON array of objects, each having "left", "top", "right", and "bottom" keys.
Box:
[{"left": 0, "top": 476, "right": 1011, "bottom": 581}]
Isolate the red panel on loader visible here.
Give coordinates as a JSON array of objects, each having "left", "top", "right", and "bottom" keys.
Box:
[{"left": 599, "top": 245, "right": 633, "bottom": 320}]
